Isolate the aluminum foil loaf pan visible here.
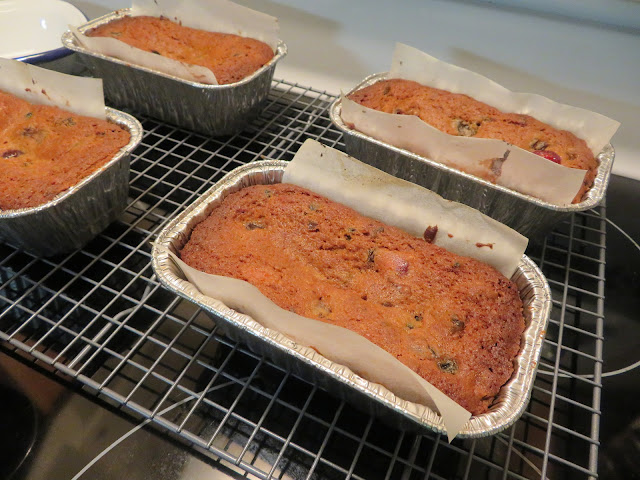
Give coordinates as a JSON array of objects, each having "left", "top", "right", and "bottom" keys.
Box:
[
  {"left": 329, "top": 73, "right": 615, "bottom": 238},
  {"left": 61, "top": 10, "right": 287, "bottom": 137},
  {"left": 152, "top": 160, "right": 552, "bottom": 438},
  {"left": 0, "top": 108, "right": 142, "bottom": 257}
]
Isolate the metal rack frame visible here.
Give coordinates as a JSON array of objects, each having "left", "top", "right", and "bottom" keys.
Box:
[{"left": 0, "top": 79, "right": 605, "bottom": 479}]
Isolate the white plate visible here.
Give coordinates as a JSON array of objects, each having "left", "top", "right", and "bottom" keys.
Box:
[{"left": 0, "top": 0, "right": 86, "bottom": 62}]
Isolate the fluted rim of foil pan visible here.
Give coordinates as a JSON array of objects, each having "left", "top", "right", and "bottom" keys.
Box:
[
  {"left": 61, "top": 8, "right": 288, "bottom": 89},
  {"left": 0, "top": 107, "right": 143, "bottom": 219},
  {"left": 329, "top": 72, "right": 614, "bottom": 213},
  {"left": 151, "top": 160, "right": 552, "bottom": 438}
]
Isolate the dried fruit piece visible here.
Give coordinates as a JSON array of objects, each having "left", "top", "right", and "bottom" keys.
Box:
[
  {"left": 423, "top": 225, "right": 438, "bottom": 243},
  {"left": 450, "top": 315, "right": 465, "bottom": 334},
  {"left": 437, "top": 358, "right": 458, "bottom": 374},
  {"left": 344, "top": 227, "right": 356, "bottom": 240},
  {"left": 452, "top": 118, "right": 479, "bottom": 137},
  {"left": 530, "top": 139, "right": 548, "bottom": 150},
  {"left": 533, "top": 150, "right": 562, "bottom": 164},
  {"left": 2, "top": 149, "right": 24, "bottom": 159}
]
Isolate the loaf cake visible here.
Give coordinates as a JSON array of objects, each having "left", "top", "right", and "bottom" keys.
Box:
[
  {"left": 87, "top": 15, "right": 275, "bottom": 85},
  {"left": 179, "top": 183, "right": 526, "bottom": 415},
  {"left": 347, "top": 79, "right": 598, "bottom": 203},
  {"left": 0, "top": 90, "right": 131, "bottom": 210}
]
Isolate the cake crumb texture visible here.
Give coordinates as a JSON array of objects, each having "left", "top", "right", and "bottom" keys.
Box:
[
  {"left": 348, "top": 78, "right": 598, "bottom": 203},
  {"left": 180, "top": 183, "right": 526, "bottom": 415},
  {"left": 0, "top": 90, "right": 130, "bottom": 210},
  {"left": 88, "top": 15, "right": 275, "bottom": 85}
]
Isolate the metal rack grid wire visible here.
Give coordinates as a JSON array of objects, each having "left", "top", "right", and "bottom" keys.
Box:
[{"left": 0, "top": 78, "right": 605, "bottom": 480}]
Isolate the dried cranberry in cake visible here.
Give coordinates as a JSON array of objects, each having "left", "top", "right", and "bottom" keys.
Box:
[{"left": 533, "top": 150, "right": 562, "bottom": 164}]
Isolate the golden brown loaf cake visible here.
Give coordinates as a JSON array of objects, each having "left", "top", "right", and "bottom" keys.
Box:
[
  {"left": 180, "top": 183, "right": 526, "bottom": 415},
  {"left": 347, "top": 79, "right": 598, "bottom": 203},
  {"left": 0, "top": 90, "right": 130, "bottom": 210},
  {"left": 87, "top": 15, "right": 275, "bottom": 85}
]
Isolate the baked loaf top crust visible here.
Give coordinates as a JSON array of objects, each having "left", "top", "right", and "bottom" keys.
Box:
[
  {"left": 347, "top": 78, "right": 598, "bottom": 203},
  {"left": 87, "top": 15, "right": 275, "bottom": 85},
  {"left": 180, "top": 183, "right": 525, "bottom": 415},
  {"left": 0, "top": 90, "right": 130, "bottom": 210}
]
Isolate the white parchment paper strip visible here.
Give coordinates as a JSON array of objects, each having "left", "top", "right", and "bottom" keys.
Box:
[
  {"left": 284, "top": 140, "right": 528, "bottom": 278},
  {"left": 391, "top": 43, "right": 618, "bottom": 155},
  {"left": 341, "top": 43, "right": 620, "bottom": 205},
  {"left": 72, "top": 0, "right": 279, "bottom": 85},
  {"left": 0, "top": 58, "right": 106, "bottom": 119}
]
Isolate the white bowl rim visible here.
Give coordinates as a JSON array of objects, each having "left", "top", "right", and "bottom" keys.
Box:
[{"left": 0, "top": 0, "right": 87, "bottom": 61}]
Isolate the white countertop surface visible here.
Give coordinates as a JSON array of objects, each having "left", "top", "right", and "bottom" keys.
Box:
[{"left": 71, "top": 0, "right": 640, "bottom": 180}]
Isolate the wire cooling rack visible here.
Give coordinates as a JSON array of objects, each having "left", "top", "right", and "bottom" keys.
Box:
[{"left": 0, "top": 79, "right": 605, "bottom": 480}]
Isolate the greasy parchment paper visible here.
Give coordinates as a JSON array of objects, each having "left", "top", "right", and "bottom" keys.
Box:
[
  {"left": 0, "top": 57, "right": 105, "bottom": 119},
  {"left": 340, "top": 43, "right": 620, "bottom": 205},
  {"left": 71, "top": 0, "right": 279, "bottom": 85},
  {"left": 165, "top": 139, "right": 529, "bottom": 441}
]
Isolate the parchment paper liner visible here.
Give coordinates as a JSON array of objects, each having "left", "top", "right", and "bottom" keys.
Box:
[
  {"left": 153, "top": 140, "right": 546, "bottom": 440},
  {"left": 71, "top": 0, "right": 279, "bottom": 85},
  {"left": 340, "top": 43, "right": 620, "bottom": 205},
  {"left": 0, "top": 57, "right": 105, "bottom": 118}
]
